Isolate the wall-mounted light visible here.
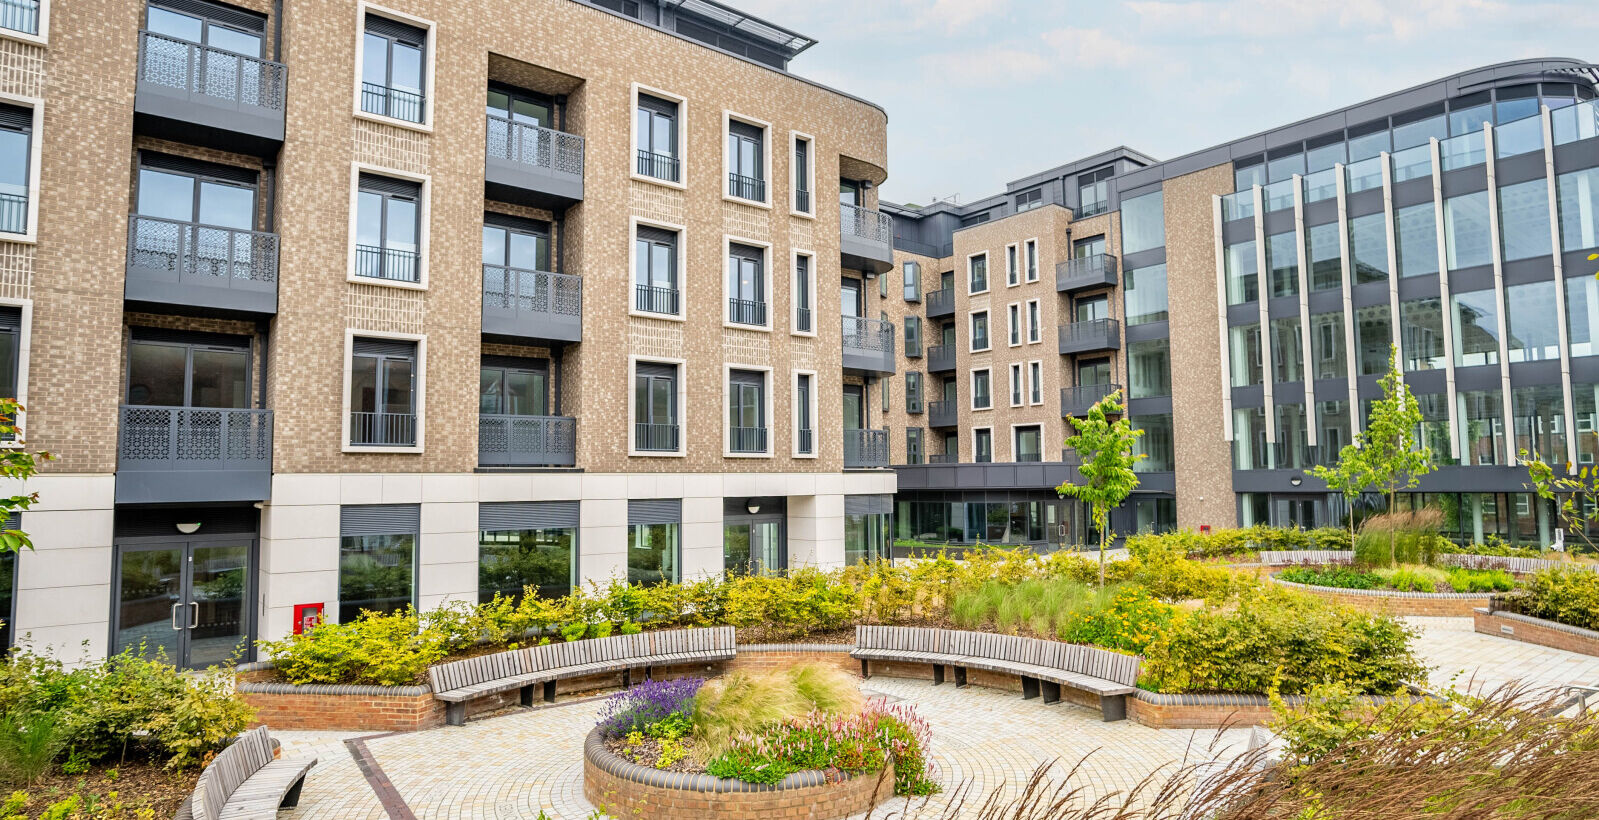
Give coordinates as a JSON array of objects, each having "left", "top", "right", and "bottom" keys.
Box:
[
  {"left": 1289, "top": 475, "right": 1303, "bottom": 487},
  {"left": 746, "top": 499, "right": 761, "bottom": 515},
  {"left": 176, "top": 522, "right": 201, "bottom": 535}
]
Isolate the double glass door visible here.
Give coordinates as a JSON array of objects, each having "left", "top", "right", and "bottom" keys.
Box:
[
  {"left": 114, "top": 539, "right": 249, "bottom": 669},
  {"left": 724, "top": 515, "right": 784, "bottom": 575}
]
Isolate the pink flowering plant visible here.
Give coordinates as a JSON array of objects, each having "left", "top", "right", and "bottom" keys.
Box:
[{"left": 705, "top": 702, "right": 938, "bottom": 796}]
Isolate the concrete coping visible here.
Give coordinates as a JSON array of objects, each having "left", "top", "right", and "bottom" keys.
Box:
[
  {"left": 735, "top": 643, "right": 852, "bottom": 653},
  {"left": 1131, "top": 689, "right": 1423, "bottom": 707},
  {"left": 236, "top": 680, "right": 432, "bottom": 697},
  {"left": 584, "top": 727, "right": 882, "bottom": 793},
  {"left": 1475, "top": 607, "right": 1599, "bottom": 642},
  {"left": 1269, "top": 575, "right": 1497, "bottom": 600}
]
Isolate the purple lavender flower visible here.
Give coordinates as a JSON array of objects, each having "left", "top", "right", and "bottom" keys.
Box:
[{"left": 596, "top": 676, "right": 705, "bottom": 737}]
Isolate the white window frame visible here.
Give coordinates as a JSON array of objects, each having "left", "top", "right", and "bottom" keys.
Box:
[
  {"left": 722, "top": 109, "right": 773, "bottom": 209},
  {"left": 971, "top": 367, "right": 993, "bottom": 411},
  {"left": 1029, "top": 360, "right": 1044, "bottom": 405},
  {"left": 0, "top": 93, "right": 42, "bottom": 244},
  {"left": 1011, "top": 423, "right": 1043, "bottom": 462},
  {"left": 1005, "top": 243, "right": 1019, "bottom": 287},
  {"left": 1009, "top": 362, "right": 1024, "bottom": 407},
  {"left": 352, "top": 3, "right": 436, "bottom": 134},
  {"left": 722, "top": 363, "right": 773, "bottom": 459},
  {"left": 791, "top": 368, "right": 818, "bottom": 458},
  {"left": 967, "top": 251, "right": 989, "bottom": 295},
  {"left": 629, "top": 215, "right": 688, "bottom": 322},
  {"left": 341, "top": 328, "right": 426, "bottom": 453},
  {"left": 790, "top": 248, "right": 817, "bottom": 338},
  {"left": 630, "top": 83, "right": 687, "bottom": 191},
  {"left": 346, "top": 161, "right": 430, "bottom": 291},
  {"left": 628, "top": 355, "right": 687, "bottom": 458},
  {"left": 789, "top": 130, "right": 815, "bottom": 218},
  {"left": 723, "top": 235, "right": 773, "bottom": 332},
  {"left": 1026, "top": 299, "right": 1041, "bottom": 343},
  {"left": 0, "top": 296, "right": 32, "bottom": 443},
  {"left": 1024, "top": 238, "right": 1039, "bottom": 282},
  {"left": 0, "top": 0, "right": 47, "bottom": 45},
  {"left": 971, "top": 425, "right": 994, "bottom": 463},
  {"left": 969, "top": 310, "right": 991, "bottom": 353},
  {"left": 1007, "top": 302, "right": 1021, "bottom": 347}
]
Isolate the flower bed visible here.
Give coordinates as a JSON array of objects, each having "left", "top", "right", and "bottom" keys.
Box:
[{"left": 1278, "top": 564, "right": 1515, "bottom": 594}]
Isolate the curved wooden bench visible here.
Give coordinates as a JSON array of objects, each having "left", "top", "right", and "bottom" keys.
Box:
[
  {"left": 853, "top": 626, "right": 1140, "bottom": 721},
  {"left": 175, "top": 726, "right": 316, "bottom": 820},
  {"left": 427, "top": 626, "right": 737, "bottom": 726}
]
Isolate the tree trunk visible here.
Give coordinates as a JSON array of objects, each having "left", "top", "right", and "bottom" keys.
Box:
[
  {"left": 1098, "top": 505, "right": 1107, "bottom": 588},
  {"left": 1388, "top": 488, "right": 1398, "bottom": 567}
]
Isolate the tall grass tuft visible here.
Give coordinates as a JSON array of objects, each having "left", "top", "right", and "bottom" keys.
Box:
[
  {"left": 946, "top": 579, "right": 1117, "bottom": 639},
  {"left": 692, "top": 664, "right": 860, "bottom": 761},
  {"left": 1355, "top": 507, "right": 1445, "bottom": 567},
  {"left": 0, "top": 713, "right": 63, "bottom": 789}
]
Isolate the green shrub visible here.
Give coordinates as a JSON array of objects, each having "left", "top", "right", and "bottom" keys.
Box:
[
  {"left": 1354, "top": 509, "right": 1448, "bottom": 567},
  {"left": 258, "top": 608, "right": 448, "bottom": 686},
  {"left": 1503, "top": 567, "right": 1599, "bottom": 631},
  {"left": 1279, "top": 566, "right": 1382, "bottom": 590},
  {"left": 1443, "top": 567, "right": 1515, "bottom": 593},
  {"left": 948, "top": 579, "right": 1116, "bottom": 637},
  {"left": 690, "top": 665, "right": 861, "bottom": 761},
  {"left": 1377, "top": 564, "right": 1448, "bottom": 592},
  {"left": 1056, "top": 586, "right": 1177, "bottom": 654},
  {"left": 0, "top": 713, "right": 63, "bottom": 788}
]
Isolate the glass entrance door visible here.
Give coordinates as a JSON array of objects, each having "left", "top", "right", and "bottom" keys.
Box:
[
  {"left": 723, "top": 517, "right": 784, "bottom": 574},
  {"left": 1275, "top": 498, "right": 1316, "bottom": 530},
  {"left": 115, "top": 540, "right": 249, "bottom": 668}
]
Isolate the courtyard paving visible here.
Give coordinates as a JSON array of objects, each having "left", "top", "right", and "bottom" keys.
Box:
[{"left": 275, "top": 617, "right": 1599, "bottom": 820}]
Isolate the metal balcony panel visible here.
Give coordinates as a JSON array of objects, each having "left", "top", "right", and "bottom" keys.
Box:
[
  {"left": 133, "top": 31, "right": 285, "bottom": 153},
  {"left": 1057, "top": 318, "right": 1120, "bottom": 355},
  {"left": 842, "top": 316, "right": 896, "bottom": 374},
  {"left": 839, "top": 204, "right": 893, "bottom": 274},
  {"left": 926, "top": 344, "right": 956, "bottom": 373},
  {"left": 484, "top": 116, "right": 585, "bottom": 210},
  {"left": 1061, "top": 383, "right": 1121, "bottom": 417},
  {"left": 124, "top": 216, "right": 278, "bottom": 315},
  {"left": 115, "top": 406, "right": 272, "bottom": 504},
  {"left": 478, "top": 414, "right": 576, "bottom": 467},
  {"left": 924, "top": 288, "right": 955, "bottom": 319},
  {"left": 1055, "top": 254, "right": 1119, "bottom": 294},
  {"left": 482, "top": 266, "right": 582, "bottom": 344},
  {"left": 927, "top": 399, "right": 957, "bottom": 428},
  {"left": 844, "top": 428, "right": 889, "bottom": 469}
]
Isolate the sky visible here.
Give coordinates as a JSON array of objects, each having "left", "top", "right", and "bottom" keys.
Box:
[{"left": 732, "top": 0, "right": 1598, "bottom": 207}]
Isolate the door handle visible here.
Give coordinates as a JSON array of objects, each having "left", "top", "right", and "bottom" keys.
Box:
[
  {"left": 171, "top": 603, "right": 183, "bottom": 631},
  {"left": 190, "top": 601, "right": 199, "bottom": 629}
]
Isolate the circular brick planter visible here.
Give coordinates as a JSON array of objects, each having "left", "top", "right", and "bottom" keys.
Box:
[
  {"left": 582, "top": 727, "right": 895, "bottom": 820},
  {"left": 1268, "top": 574, "right": 1495, "bottom": 616}
]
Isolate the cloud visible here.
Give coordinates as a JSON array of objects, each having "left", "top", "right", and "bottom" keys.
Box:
[
  {"left": 1040, "top": 27, "right": 1150, "bottom": 67},
  {"left": 915, "top": 43, "right": 1053, "bottom": 87},
  {"left": 1125, "top": 0, "right": 1514, "bottom": 40}
]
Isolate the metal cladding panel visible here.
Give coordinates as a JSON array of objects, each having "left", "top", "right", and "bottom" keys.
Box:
[
  {"left": 628, "top": 499, "right": 681, "bottom": 525},
  {"left": 479, "top": 501, "right": 579, "bottom": 531},
  {"left": 844, "top": 495, "right": 892, "bottom": 516},
  {"left": 341, "top": 504, "right": 420, "bottom": 536}
]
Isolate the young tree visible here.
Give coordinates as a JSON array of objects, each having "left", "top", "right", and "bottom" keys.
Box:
[
  {"left": 0, "top": 398, "right": 47, "bottom": 554},
  {"left": 1056, "top": 389, "right": 1144, "bottom": 586},
  {"left": 1309, "top": 454, "right": 1368, "bottom": 546}
]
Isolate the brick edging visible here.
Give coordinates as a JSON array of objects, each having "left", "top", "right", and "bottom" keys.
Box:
[
  {"left": 736, "top": 643, "right": 853, "bottom": 653},
  {"left": 237, "top": 681, "right": 432, "bottom": 697},
  {"left": 1473, "top": 608, "right": 1599, "bottom": 658},
  {"left": 1268, "top": 574, "right": 1493, "bottom": 600},
  {"left": 1131, "top": 689, "right": 1418, "bottom": 707},
  {"left": 584, "top": 727, "right": 848, "bottom": 791}
]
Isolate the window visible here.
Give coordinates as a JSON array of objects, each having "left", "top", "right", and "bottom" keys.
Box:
[
  {"left": 1225, "top": 241, "right": 1258, "bottom": 304},
  {"left": 1499, "top": 179, "right": 1553, "bottom": 262},
  {"left": 1569, "top": 277, "right": 1599, "bottom": 357},
  {"left": 127, "top": 329, "right": 250, "bottom": 410},
  {"left": 355, "top": 173, "right": 422, "bottom": 283},
  {"left": 973, "top": 428, "right": 993, "bottom": 462},
  {"left": 1024, "top": 239, "right": 1038, "bottom": 282},
  {"left": 634, "top": 224, "right": 679, "bottom": 315},
  {"left": 1453, "top": 289, "right": 1500, "bottom": 366},
  {"left": 727, "top": 242, "right": 766, "bottom": 327},
  {"left": 147, "top": 2, "right": 263, "bottom": 60},
  {"left": 903, "top": 261, "right": 921, "bottom": 301},
  {"left": 1120, "top": 191, "right": 1164, "bottom": 254},
  {"left": 1348, "top": 212, "right": 1389, "bottom": 283},
  {"left": 349, "top": 338, "right": 417, "bottom": 447},
  {"left": 795, "top": 372, "right": 814, "bottom": 455},
  {"left": 1558, "top": 168, "right": 1599, "bottom": 251},
  {"left": 839, "top": 179, "right": 863, "bottom": 206},
  {"left": 482, "top": 213, "right": 550, "bottom": 273},
  {"left": 968, "top": 253, "right": 988, "bottom": 294},
  {"left": 478, "top": 502, "right": 577, "bottom": 603},
  {"left": 1029, "top": 361, "right": 1042, "bottom": 405},
  {"left": 1513, "top": 385, "right": 1565, "bottom": 464},
  {"left": 634, "top": 362, "right": 679, "bottom": 452},
  {"left": 1266, "top": 231, "right": 1298, "bottom": 298},
  {"left": 843, "top": 497, "right": 890, "bottom": 564},
  {"left": 1307, "top": 222, "right": 1342, "bottom": 291},
  {"left": 906, "top": 428, "right": 924, "bottom": 465},
  {"left": 1008, "top": 303, "right": 1021, "bottom": 346},
  {"left": 1506, "top": 281, "right": 1560, "bottom": 362},
  {"left": 972, "top": 369, "right": 992, "bottom": 410},
  {"left": 339, "top": 505, "right": 418, "bottom": 624},
  {"left": 1395, "top": 203, "right": 1439, "bottom": 278},
  {"left": 1229, "top": 324, "right": 1262, "bottom": 387},
  {"left": 1400, "top": 298, "right": 1446, "bottom": 371},
  {"left": 1128, "top": 339, "right": 1171, "bottom": 398},
  {"left": 882, "top": 371, "right": 890, "bottom": 412},
  {"left": 1009, "top": 363, "right": 1023, "bottom": 406},
  {"left": 1077, "top": 167, "right": 1112, "bottom": 216},
  {"left": 792, "top": 135, "right": 811, "bottom": 213},
  {"left": 0, "top": 307, "right": 19, "bottom": 407},
  {"left": 635, "top": 92, "right": 680, "bottom": 182},
  {"left": 0, "top": 104, "right": 33, "bottom": 236},
  {"left": 728, "top": 369, "right": 766, "bottom": 454},
  {"left": 627, "top": 500, "right": 680, "bottom": 585},
  {"left": 970, "top": 311, "right": 990, "bottom": 351},
  {"left": 904, "top": 316, "right": 922, "bottom": 357},
  {"left": 1075, "top": 293, "right": 1109, "bottom": 323},
  {"left": 726, "top": 118, "right": 765, "bottom": 202},
  {"left": 360, "top": 13, "right": 427, "bottom": 124},
  {"left": 879, "top": 272, "right": 888, "bottom": 299},
  {"left": 1015, "top": 188, "right": 1042, "bottom": 211},
  {"left": 960, "top": 211, "right": 991, "bottom": 228},
  {"left": 906, "top": 371, "right": 923, "bottom": 413},
  {"left": 1125, "top": 264, "right": 1168, "bottom": 325},
  {"left": 0, "top": 535, "right": 11, "bottom": 651},
  {"left": 1270, "top": 316, "right": 1303, "bottom": 383},
  {"left": 793, "top": 253, "right": 813, "bottom": 333},
  {"left": 1026, "top": 300, "right": 1040, "bottom": 343},
  {"left": 1134, "top": 415, "right": 1175, "bottom": 472},
  {"left": 1, "top": 0, "right": 41, "bottom": 36},
  {"left": 1355, "top": 304, "right": 1393, "bottom": 375},
  {"left": 479, "top": 358, "right": 548, "bottom": 416},
  {"left": 132, "top": 153, "right": 258, "bottom": 272},
  {"left": 1014, "top": 426, "right": 1041, "bottom": 462},
  {"left": 1073, "top": 235, "right": 1106, "bottom": 260},
  {"left": 1006, "top": 244, "right": 1019, "bottom": 286},
  {"left": 1457, "top": 390, "right": 1505, "bottom": 466},
  {"left": 1445, "top": 191, "right": 1492, "bottom": 270}
]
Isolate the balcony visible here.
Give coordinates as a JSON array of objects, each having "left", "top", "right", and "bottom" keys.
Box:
[
  {"left": 728, "top": 298, "right": 767, "bottom": 327},
  {"left": 1061, "top": 383, "right": 1121, "bottom": 417},
  {"left": 350, "top": 411, "right": 416, "bottom": 448},
  {"left": 927, "top": 399, "right": 957, "bottom": 428},
  {"left": 797, "top": 428, "right": 814, "bottom": 455},
  {"left": 839, "top": 204, "right": 893, "bottom": 274},
  {"left": 134, "top": 30, "right": 286, "bottom": 153},
  {"left": 635, "top": 285, "right": 680, "bottom": 316},
  {"left": 928, "top": 453, "right": 958, "bottom": 464},
  {"left": 635, "top": 423, "right": 679, "bottom": 452},
  {"left": 1057, "top": 318, "right": 1120, "bottom": 355},
  {"left": 355, "top": 244, "right": 420, "bottom": 284},
  {"left": 927, "top": 344, "right": 956, "bottom": 373},
  {"left": 844, "top": 428, "right": 889, "bottom": 469},
  {"left": 484, "top": 115, "right": 585, "bottom": 210},
  {"left": 728, "top": 172, "right": 765, "bottom": 202},
  {"left": 636, "top": 150, "right": 681, "bottom": 183},
  {"left": 482, "top": 266, "right": 582, "bottom": 344},
  {"left": 730, "top": 426, "right": 767, "bottom": 454},
  {"left": 115, "top": 406, "right": 272, "bottom": 504},
  {"left": 478, "top": 414, "right": 576, "bottom": 467},
  {"left": 841, "top": 316, "right": 895, "bottom": 374},
  {"left": 925, "top": 287, "right": 955, "bottom": 319},
  {"left": 1056, "top": 254, "right": 1119, "bottom": 294},
  {"left": 125, "top": 215, "right": 278, "bottom": 315}
]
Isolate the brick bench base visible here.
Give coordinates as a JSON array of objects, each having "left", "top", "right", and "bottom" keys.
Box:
[{"left": 1474, "top": 608, "right": 1599, "bottom": 657}]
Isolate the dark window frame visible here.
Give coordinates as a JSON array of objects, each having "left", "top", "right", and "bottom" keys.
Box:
[
  {"left": 360, "top": 13, "right": 428, "bottom": 124},
  {"left": 634, "top": 225, "right": 679, "bottom": 315},
  {"left": 349, "top": 338, "right": 418, "bottom": 447},
  {"left": 634, "top": 361, "right": 679, "bottom": 452},
  {"left": 355, "top": 173, "right": 423, "bottom": 283},
  {"left": 636, "top": 92, "right": 680, "bottom": 182}
]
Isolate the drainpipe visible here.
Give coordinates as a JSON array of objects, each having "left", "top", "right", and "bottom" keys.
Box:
[
  {"left": 553, "top": 346, "right": 564, "bottom": 416},
  {"left": 554, "top": 218, "right": 564, "bottom": 274},
  {"left": 272, "top": 0, "right": 282, "bottom": 62},
  {"left": 258, "top": 322, "right": 270, "bottom": 410},
  {"left": 263, "top": 162, "right": 276, "bottom": 233}
]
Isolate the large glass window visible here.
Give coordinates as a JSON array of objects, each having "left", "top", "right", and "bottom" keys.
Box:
[
  {"left": 796, "top": 373, "right": 814, "bottom": 455},
  {"left": 1347, "top": 127, "right": 1390, "bottom": 162},
  {"left": 127, "top": 335, "right": 249, "bottom": 409},
  {"left": 636, "top": 93, "right": 680, "bottom": 182},
  {"left": 1557, "top": 168, "right": 1599, "bottom": 252},
  {"left": 968, "top": 253, "right": 988, "bottom": 293},
  {"left": 1132, "top": 414, "right": 1174, "bottom": 472},
  {"left": 794, "top": 255, "right": 812, "bottom": 332},
  {"left": 1569, "top": 276, "right": 1599, "bottom": 357},
  {"left": 1270, "top": 316, "right": 1302, "bottom": 383},
  {"left": 634, "top": 226, "right": 678, "bottom": 314},
  {"left": 905, "top": 427, "right": 923, "bottom": 465},
  {"left": 1499, "top": 179, "right": 1553, "bottom": 262},
  {"left": 1575, "top": 384, "right": 1599, "bottom": 466},
  {"left": 1355, "top": 304, "right": 1393, "bottom": 375},
  {"left": 1124, "top": 263, "right": 1168, "bottom": 325},
  {"left": 1311, "top": 312, "right": 1347, "bottom": 379},
  {"left": 0, "top": 105, "right": 29, "bottom": 236},
  {"left": 482, "top": 217, "right": 550, "bottom": 274},
  {"left": 480, "top": 360, "right": 547, "bottom": 416},
  {"left": 1306, "top": 140, "right": 1346, "bottom": 173},
  {"left": 903, "top": 260, "right": 921, "bottom": 301},
  {"left": 628, "top": 523, "right": 679, "bottom": 585},
  {"left": 973, "top": 428, "right": 993, "bottom": 463},
  {"left": 1120, "top": 191, "right": 1164, "bottom": 254},
  {"left": 1416, "top": 394, "right": 1453, "bottom": 465},
  {"left": 479, "top": 526, "right": 574, "bottom": 603},
  {"left": 1225, "top": 240, "right": 1258, "bottom": 305},
  {"left": 1393, "top": 112, "right": 1447, "bottom": 150},
  {"left": 339, "top": 532, "right": 415, "bottom": 623},
  {"left": 1458, "top": 390, "right": 1506, "bottom": 466},
  {"left": 361, "top": 15, "right": 426, "bottom": 123},
  {"left": 1317, "top": 400, "right": 1351, "bottom": 454},
  {"left": 1275, "top": 403, "right": 1312, "bottom": 470},
  {"left": 1451, "top": 101, "right": 1493, "bottom": 136},
  {"left": 355, "top": 174, "right": 421, "bottom": 283},
  {"left": 1452, "top": 289, "right": 1501, "bottom": 366},
  {"left": 1445, "top": 191, "right": 1492, "bottom": 270},
  {"left": 1513, "top": 385, "right": 1566, "bottom": 464},
  {"left": 1014, "top": 426, "right": 1042, "bottom": 462},
  {"left": 1232, "top": 407, "right": 1268, "bottom": 469},
  {"left": 1234, "top": 161, "right": 1266, "bottom": 192},
  {"left": 1506, "top": 281, "right": 1560, "bottom": 362},
  {"left": 1266, "top": 231, "right": 1299, "bottom": 297},
  {"left": 1129, "top": 339, "right": 1171, "bottom": 398},
  {"left": 1077, "top": 167, "right": 1112, "bottom": 217},
  {"left": 1400, "top": 298, "right": 1446, "bottom": 371},
  {"left": 1229, "top": 324, "right": 1262, "bottom": 387},
  {"left": 844, "top": 512, "right": 889, "bottom": 565},
  {"left": 1348, "top": 212, "right": 1389, "bottom": 283},
  {"left": 634, "top": 363, "right": 678, "bottom": 451},
  {"left": 135, "top": 159, "right": 256, "bottom": 231},
  {"left": 0, "top": 547, "right": 11, "bottom": 651},
  {"left": 148, "top": 4, "right": 263, "bottom": 55},
  {"left": 1307, "top": 222, "right": 1342, "bottom": 291},
  {"left": 350, "top": 339, "right": 415, "bottom": 446},
  {"left": 1395, "top": 203, "right": 1439, "bottom": 278},
  {"left": 726, "top": 121, "right": 765, "bottom": 201}
]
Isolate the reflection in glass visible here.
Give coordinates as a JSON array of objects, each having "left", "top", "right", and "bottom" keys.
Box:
[
  {"left": 1270, "top": 316, "right": 1302, "bottom": 383},
  {"left": 1266, "top": 231, "right": 1298, "bottom": 297},
  {"left": 1445, "top": 192, "right": 1492, "bottom": 269},
  {"left": 1124, "top": 264, "right": 1168, "bottom": 325},
  {"left": 1568, "top": 277, "right": 1599, "bottom": 357},
  {"left": 1513, "top": 385, "right": 1565, "bottom": 464},
  {"left": 628, "top": 523, "right": 679, "bottom": 585},
  {"left": 479, "top": 528, "right": 574, "bottom": 602},
  {"left": 1355, "top": 304, "right": 1392, "bottom": 376},
  {"left": 1506, "top": 281, "right": 1560, "bottom": 362},
  {"left": 1229, "top": 324, "right": 1262, "bottom": 387},
  {"left": 1557, "top": 167, "right": 1599, "bottom": 252},
  {"left": 1311, "top": 313, "right": 1347, "bottom": 379},
  {"left": 1132, "top": 414, "right": 1173, "bottom": 472},
  {"left": 1499, "top": 179, "right": 1552, "bottom": 261},
  {"left": 1400, "top": 298, "right": 1446, "bottom": 371},
  {"left": 339, "top": 533, "right": 415, "bottom": 623},
  {"left": 1128, "top": 339, "right": 1171, "bottom": 398},
  {"left": 1457, "top": 390, "right": 1505, "bottom": 466},
  {"left": 1120, "top": 192, "right": 1164, "bottom": 254},
  {"left": 1395, "top": 203, "right": 1438, "bottom": 278},
  {"left": 1307, "top": 222, "right": 1342, "bottom": 291},
  {"left": 1348, "top": 213, "right": 1389, "bottom": 283},
  {"left": 1452, "top": 290, "right": 1500, "bottom": 366},
  {"left": 1225, "top": 241, "right": 1257, "bottom": 305}
]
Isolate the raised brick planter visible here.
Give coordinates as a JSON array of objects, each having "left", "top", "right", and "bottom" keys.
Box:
[
  {"left": 1473, "top": 608, "right": 1599, "bottom": 657},
  {"left": 582, "top": 727, "right": 894, "bottom": 820},
  {"left": 1130, "top": 690, "right": 1420, "bottom": 729},
  {"left": 1268, "top": 575, "right": 1494, "bottom": 616}
]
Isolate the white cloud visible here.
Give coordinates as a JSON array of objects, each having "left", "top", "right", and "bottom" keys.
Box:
[
  {"left": 915, "top": 44, "right": 1053, "bottom": 87},
  {"left": 1040, "top": 27, "right": 1150, "bottom": 68}
]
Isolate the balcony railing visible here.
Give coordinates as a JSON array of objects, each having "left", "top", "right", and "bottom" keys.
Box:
[
  {"left": 138, "top": 30, "right": 287, "bottom": 115},
  {"left": 927, "top": 399, "right": 957, "bottom": 428},
  {"left": 487, "top": 115, "right": 584, "bottom": 176},
  {"left": 635, "top": 422, "right": 679, "bottom": 452},
  {"left": 840, "top": 203, "right": 894, "bottom": 273},
  {"left": 636, "top": 150, "right": 680, "bottom": 183},
  {"left": 927, "top": 344, "right": 956, "bottom": 372},
  {"left": 925, "top": 287, "right": 955, "bottom": 318},
  {"left": 795, "top": 188, "right": 811, "bottom": 213},
  {"left": 841, "top": 204, "right": 892, "bottom": 244},
  {"left": 1057, "top": 318, "right": 1120, "bottom": 355},
  {"left": 728, "top": 172, "right": 765, "bottom": 202},
  {"left": 1055, "top": 254, "right": 1119, "bottom": 293},
  {"left": 350, "top": 411, "right": 416, "bottom": 447},
  {"left": 728, "top": 298, "right": 767, "bottom": 327},
  {"left": 361, "top": 81, "right": 424, "bottom": 123},
  {"left": 730, "top": 426, "right": 767, "bottom": 454},
  {"left": 635, "top": 284, "right": 680, "bottom": 316},
  {"left": 1076, "top": 201, "right": 1108, "bottom": 219},
  {"left": 795, "top": 307, "right": 812, "bottom": 333},
  {"left": 843, "top": 428, "right": 889, "bottom": 469},
  {"left": 478, "top": 414, "right": 576, "bottom": 467},
  {"left": 355, "top": 244, "right": 420, "bottom": 283},
  {"left": 1, "top": 0, "right": 39, "bottom": 35},
  {"left": 1061, "top": 383, "right": 1121, "bottom": 417},
  {"left": 928, "top": 453, "right": 958, "bottom": 464},
  {"left": 126, "top": 215, "right": 278, "bottom": 312},
  {"left": 797, "top": 428, "right": 814, "bottom": 455},
  {"left": 116, "top": 406, "right": 272, "bottom": 503},
  {"left": 842, "top": 316, "right": 895, "bottom": 374},
  {"left": 482, "top": 266, "right": 582, "bottom": 342}
]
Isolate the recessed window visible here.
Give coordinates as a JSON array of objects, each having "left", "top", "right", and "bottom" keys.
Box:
[
  {"left": 1029, "top": 361, "right": 1042, "bottom": 405},
  {"left": 0, "top": 104, "right": 34, "bottom": 236},
  {"left": 0, "top": 307, "right": 20, "bottom": 409},
  {"left": 970, "top": 311, "right": 990, "bottom": 352},
  {"left": 634, "top": 362, "right": 679, "bottom": 452},
  {"left": 969, "top": 253, "right": 988, "bottom": 294},
  {"left": 131, "top": 153, "right": 260, "bottom": 278},
  {"left": 727, "top": 119, "right": 765, "bottom": 202},
  {"left": 1006, "top": 244, "right": 1018, "bottom": 286},
  {"left": 906, "top": 371, "right": 923, "bottom": 413},
  {"left": 1027, "top": 300, "right": 1040, "bottom": 343},
  {"left": 636, "top": 93, "right": 680, "bottom": 182},
  {"left": 728, "top": 369, "right": 767, "bottom": 454},
  {"left": 973, "top": 428, "right": 993, "bottom": 463},
  {"left": 1008, "top": 304, "right": 1021, "bottom": 346},
  {"left": 479, "top": 502, "right": 576, "bottom": 602},
  {"left": 1077, "top": 167, "right": 1112, "bottom": 217},
  {"left": 361, "top": 14, "right": 427, "bottom": 124},
  {"left": 2, "top": 0, "right": 41, "bottom": 36},
  {"left": 127, "top": 330, "right": 251, "bottom": 410},
  {"left": 355, "top": 173, "right": 422, "bottom": 284},
  {"left": 1009, "top": 363, "right": 1023, "bottom": 406},
  {"left": 795, "top": 373, "right": 814, "bottom": 455},
  {"left": 339, "top": 504, "right": 418, "bottom": 623},
  {"left": 904, "top": 316, "right": 922, "bottom": 357},
  {"left": 1024, "top": 240, "right": 1038, "bottom": 282},
  {"left": 627, "top": 499, "right": 680, "bottom": 585},
  {"left": 793, "top": 137, "right": 812, "bottom": 213},
  {"left": 793, "top": 254, "right": 813, "bottom": 333},
  {"left": 905, "top": 428, "right": 923, "bottom": 465},
  {"left": 634, "top": 225, "right": 679, "bottom": 315},
  {"left": 349, "top": 338, "right": 417, "bottom": 447},
  {"left": 727, "top": 243, "right": 767, "bottom": 327},
  {"left": 1014, "top": 425, "right": 1042, "bottom": 462},
  {"left": 972, "top": 369, "right": 992, "bottom": 410},
  {"left": 903, "top": 261, "right": 921, "bottom": 301},
  {"left": 1015, "top": 188, "right": 1042, "bottom": 212}
]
